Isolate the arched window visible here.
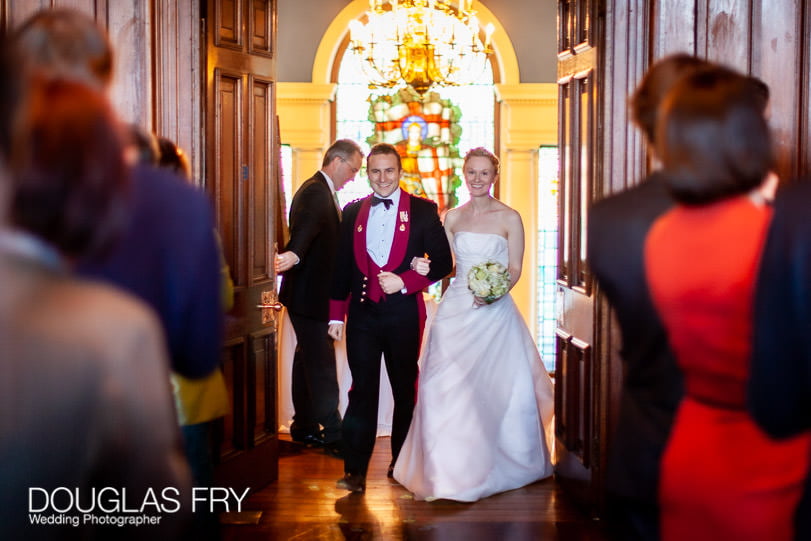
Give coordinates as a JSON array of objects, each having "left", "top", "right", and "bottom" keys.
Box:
[{"left": 334, "top": 46, "right": 496, "bottom": 209}]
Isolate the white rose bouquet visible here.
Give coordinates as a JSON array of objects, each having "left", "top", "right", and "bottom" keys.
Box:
[{"left": 467, "top": 261, "right": 511, "bottom": 304}]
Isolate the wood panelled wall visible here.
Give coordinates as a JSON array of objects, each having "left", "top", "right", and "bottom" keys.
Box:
[
  {"left": 651, "top": 1, "right": 810, "bottom": 181},
  {"left": 601, "top": 0, "right": 811, "bottom": 196},
  {"left": 557, "top": 0, "right": 811, "bottom": 514},
  {"left": 153, "top": 0, "right": 202, "bottom": 181},
  {"left": 1, "top": 1, "right": 203, "bottom": 181}
]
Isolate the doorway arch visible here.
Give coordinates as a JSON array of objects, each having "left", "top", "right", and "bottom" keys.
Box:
[{"left": 311, "top": 0, "right": 520, "bottom": 85}]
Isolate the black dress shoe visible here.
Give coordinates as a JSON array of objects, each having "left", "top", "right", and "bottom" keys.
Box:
[
  {"left": 336, "top": 473, "right": 366, "bottom": 493},
  {"left": 387, "top": 463, "right": 395, "bottom": 478},
  {"left": 292, "top": 433, "right": 324, "bottom": 448}
]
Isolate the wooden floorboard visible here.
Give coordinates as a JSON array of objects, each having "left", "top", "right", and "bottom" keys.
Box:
[{"left": 221, "top": 435, "right": 607, "bottom": 540}]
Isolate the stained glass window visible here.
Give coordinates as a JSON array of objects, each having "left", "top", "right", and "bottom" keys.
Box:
[
  {"left": 280, "top": 143, "right": 293, "bottom": 219},
  {"left": 335, "top": 47, "right": 494, "bottom": 208},
  {"left": 537, "top": 146, "right": 559, "bottom": 372},
  {"left": 331, "top": 47, "right": 497, "bottom": 302}
]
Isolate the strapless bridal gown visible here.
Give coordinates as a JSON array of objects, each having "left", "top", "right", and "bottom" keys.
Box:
[{"left": 393, "top": 231, "right": 554, "bottom": 502}]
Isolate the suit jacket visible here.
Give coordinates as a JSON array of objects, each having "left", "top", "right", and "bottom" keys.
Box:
[
  {"left": 279, "top": 171, "right": 341, "bottom": 320},
  {"left": 749, "top": 180, "right": 811, "bottom": 540},
  {"left": 0, "top": 250, "right": 190, "bottom": 539},
  {"left": 587, "top": 172, "right": 683, "bottom": 502},
  {"left": 750, "top": 179, "right": 811, "bottom": 436},
  {"left": 78, "top": 164, "right": 223, "bottom": 379},
  {"left": 329, "top": 192, "right": 452, "bottom": 320}
]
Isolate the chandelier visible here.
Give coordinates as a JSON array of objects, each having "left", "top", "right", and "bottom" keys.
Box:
[{"left": 348, "top": 0, "right": 495, "bottom": 95}]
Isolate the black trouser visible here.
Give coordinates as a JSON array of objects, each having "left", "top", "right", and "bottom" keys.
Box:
[
  {"left": 289, "top": 313, "right": 342, "bottom": 443},
  {"left": 342, "top": 299, "right": 420, "bottom": 476}
]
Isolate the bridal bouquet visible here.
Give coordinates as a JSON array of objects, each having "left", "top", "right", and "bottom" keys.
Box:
[{"left": 467, "top": 261, "right": 511, "bottom": 304}]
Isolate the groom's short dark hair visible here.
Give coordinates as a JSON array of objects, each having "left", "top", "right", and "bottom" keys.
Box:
[{"left": 367, "top": 142, "right": 401, "bottom": 171}]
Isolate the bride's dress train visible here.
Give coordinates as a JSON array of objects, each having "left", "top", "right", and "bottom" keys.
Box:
[{"left": 393, "top": 231, "right": 554, "bottom": 502}]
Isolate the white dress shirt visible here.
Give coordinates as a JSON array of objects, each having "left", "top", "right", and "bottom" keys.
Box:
[{"left": 366, "top": 188, "right": 401, "bottom": 267}]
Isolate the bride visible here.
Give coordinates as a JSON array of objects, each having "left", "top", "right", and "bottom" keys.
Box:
[{"left": 393, "top": 147, "right": 554, "bottom": 502}]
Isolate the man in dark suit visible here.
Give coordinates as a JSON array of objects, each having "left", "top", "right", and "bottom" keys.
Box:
[
  {"left": 277, "top": 138, "right": 364, "bottom": 453},
  {"left": 329, "top": 143, "right": 452, "bottom": 493},
  {"left": 750, "top": 179, "right": 811, "bottom": 541},
  {"left": 587, "top": 54, "right": 709, "bottom": 540}
]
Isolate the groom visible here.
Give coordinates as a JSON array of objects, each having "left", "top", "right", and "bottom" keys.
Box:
[{"left": 328, "top": 143, "right": 452, "bottom": 493}]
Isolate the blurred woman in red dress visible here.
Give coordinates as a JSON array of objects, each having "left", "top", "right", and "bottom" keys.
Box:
[{"left": 644, "top": 67, "right": 811, "bottom": 540}]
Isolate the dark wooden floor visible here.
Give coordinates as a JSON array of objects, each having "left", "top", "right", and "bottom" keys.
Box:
[{"left": 221, "top": 435, "right": 607, "bottom": 540}]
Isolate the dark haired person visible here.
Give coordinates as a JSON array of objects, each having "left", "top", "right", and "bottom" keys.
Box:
[
  {"left": 150, "top": 134, "right": 230, "bottom": 541},
  {"left": 157, "top": 135, "right": 192, "bottom": 177},
  {"left": 587, "top": 53, "right": 709, "bottom": 540},
  {"left": 645, "top": 68, "right": 810, "bottom": 541},
  {"left": 328, "top": 143, "right": 452, "bottom": 492}
]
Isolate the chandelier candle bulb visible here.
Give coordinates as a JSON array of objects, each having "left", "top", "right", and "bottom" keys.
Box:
[{"left": 350, "top": 0, "right": 494, "bottom": 94}]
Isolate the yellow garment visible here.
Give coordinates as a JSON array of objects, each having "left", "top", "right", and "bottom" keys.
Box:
[
  {"left": 171, "top": 369, "right": 229, "bottom": 426},
  {"left": 217, "top": 231, "right": 234, "bottom": 312},
  {"left": 171, "top": 229, "right": 233, "bottom": 426}
]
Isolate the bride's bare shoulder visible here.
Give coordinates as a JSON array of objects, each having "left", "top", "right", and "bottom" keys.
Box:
[
  {"left": 492, "top": 199, "right": 519, "bottom": 218},
  {"left": 443, "top": 205, "right": 465, "bottom": 227},
  {"left": 503, "top": 204, "right": 521, "bottom": 220}
]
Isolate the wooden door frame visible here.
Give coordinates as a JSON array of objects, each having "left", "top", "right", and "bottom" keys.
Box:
[{"left": 203, "top": 0, "right": 280, "bottom": 493}]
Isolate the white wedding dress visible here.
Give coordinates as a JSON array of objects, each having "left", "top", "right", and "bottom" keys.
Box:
[{"left": 393, "top": 231, "right": 554, "bottom": 502}]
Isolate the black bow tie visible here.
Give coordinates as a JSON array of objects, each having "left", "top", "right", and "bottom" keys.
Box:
[{"left": 372, "top": 196, "right": 393, "bottom": 209}]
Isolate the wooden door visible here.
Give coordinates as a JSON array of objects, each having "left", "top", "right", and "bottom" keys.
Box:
[
  {"left": 554, "top": 0, "right": 655, "bottom": 513},
  {"left": 554, "top": 0, "right": 604, "bottom": 512},
  {"left": 204, "top": 0, "right": 280, "bottom": 492}
]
